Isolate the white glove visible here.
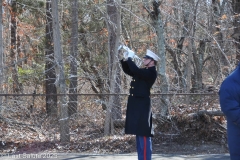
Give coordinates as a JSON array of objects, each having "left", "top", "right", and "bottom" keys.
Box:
[
  {"left": 118, "top": 45, "right": 135, "bottom": 59},
  {"left": 123, "top": 52, "right": 128, "bottom": 59},
  {"left": 127, "top": 50, "right": 135, "bottom": 58},
  {"left": 118, "top": 45, "right": 123, "bottom": 51},
  {"left": 122, "top": 45, "right": 130, "bottom": 51}
]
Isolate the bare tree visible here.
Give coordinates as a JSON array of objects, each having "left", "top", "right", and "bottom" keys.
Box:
[
  {"left": 166, "top": 1, "right": 189, "bottom": 91},
  {"left": 143, "top": 0, "right": 169, "bottom": 116},
  {"left": 45, "top": 0, "right": 57, "bottom": 117},
  {"left": 186, "top": 0, "right": 199, "bottom": 94},
  {"left": 10, "top": 0, "right": 20, "bottom": 93},
  {"left": 104, "top": 0, "right": 121, "bottom": 135},
  {"left": 0, "top": 0, "right": 3, "bottom": 112},
  {"left": 232, "top": 0, "right": 240, "bottom": 64},
  {"left": 68, "top": 0, "right": 78, "bottom": 116},
  {"left": 51, "top": 0, "right": 70, "bottom": 143},
  {"left": 211, "top": 0, "right": 228, "bottom": 65}
]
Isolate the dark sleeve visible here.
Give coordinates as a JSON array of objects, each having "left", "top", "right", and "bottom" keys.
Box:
[
  {"left": 219, "top": 81, "right": 240, "bottom": 127},
  {"left": 120, "top": 59, "right": 134, "bottom": 77},
  {"left": 126, "top": 58, "right": 156, "bottom": 81}
]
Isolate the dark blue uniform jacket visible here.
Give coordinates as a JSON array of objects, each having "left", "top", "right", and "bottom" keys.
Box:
[
  {"left": 219, "top": 63, "right": 240, "bottom": 160},
  {"left": 120, "top": 58, "right": 157, "bottom": 137}
]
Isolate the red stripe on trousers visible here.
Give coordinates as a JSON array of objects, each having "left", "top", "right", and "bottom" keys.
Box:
[{"left": 144, "top": 136, "right": 147, "bottom": 160}]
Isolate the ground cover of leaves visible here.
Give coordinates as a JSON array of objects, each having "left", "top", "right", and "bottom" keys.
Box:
[{"left": 0, "top": 114, "right": 229, "bottom": 155}]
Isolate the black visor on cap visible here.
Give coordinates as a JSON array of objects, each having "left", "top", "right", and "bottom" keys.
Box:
[{"left": 143, "top": 55, "right": 153, "bottom": 60}]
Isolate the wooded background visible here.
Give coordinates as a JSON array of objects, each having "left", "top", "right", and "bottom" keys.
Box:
[{"left": 0, "top": 0, "right": 238, "bottom": 149}]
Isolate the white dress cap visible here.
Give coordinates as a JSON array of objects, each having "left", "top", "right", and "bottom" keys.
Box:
[{"left": 145, "top": 49, "right": 160, "bottom": 62}]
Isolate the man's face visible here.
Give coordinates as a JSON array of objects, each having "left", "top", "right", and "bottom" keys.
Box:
[{"left": 143, "top": 58, "right": 152, "bottom": 66}]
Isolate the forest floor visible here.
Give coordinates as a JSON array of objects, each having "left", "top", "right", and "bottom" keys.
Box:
[
  {"left": 0, "top": 113, "right": 229, "bottom": 155},
  {"left": 152, "top": 114, "right": 228, "bottom": 155}
]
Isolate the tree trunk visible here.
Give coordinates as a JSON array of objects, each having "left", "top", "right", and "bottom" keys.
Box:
[
  {"left": 185, "top": 0, "right": 197, "bottom": 106},
  {"left": 181, "top": 2, "right": 191, "bottom": 91},
  {"left": 211, "top": 0, "right": 229, "bottom": 66},
  {"left": 104, "top": 0, "right": 121, "bottom": 135},
  {"left": 191, "top": 40, "right": 206, "bottom": 92},
  {"left": 52, "top": 0, "right": 70, "bottom": 143},
  {"left": 190, "top": 0, "right": 204, "bottom": 93},
  {"left": 68, "top": 0, "right": 78, "bottom": 116},
  {"left": 232, "top": 0, "right": 240, "bottom": 64},
  {"left": 45, "top": 0, "right": 57, "bottom": 117},
  {"left": 0, "top": 0, "right": 3, "bottom": 112},
  {"left": 112, "top": 65, "right": 122, "bottom": 120},
  {"left": 10, "top": 0, "right": 20, "bottom": 93},
  {"left": 143, "top": 0, "right": 169, "bottom": 117},
  {"left": 166, "top": 37, "right": 185, "bottom": 90}
]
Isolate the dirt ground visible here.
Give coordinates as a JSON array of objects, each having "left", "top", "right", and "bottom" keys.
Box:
[
  {"left": 0, "top": 114, "right": 229, "bottom": 155},
  {"left": 0, "top": 135, "right": 228, "bottom": 156},
  {"left": 152, "top": 136, "right": 228, "bottom": 155},
  {"left": 152, "top": 114, "right": 228, "bottom": 155}
]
